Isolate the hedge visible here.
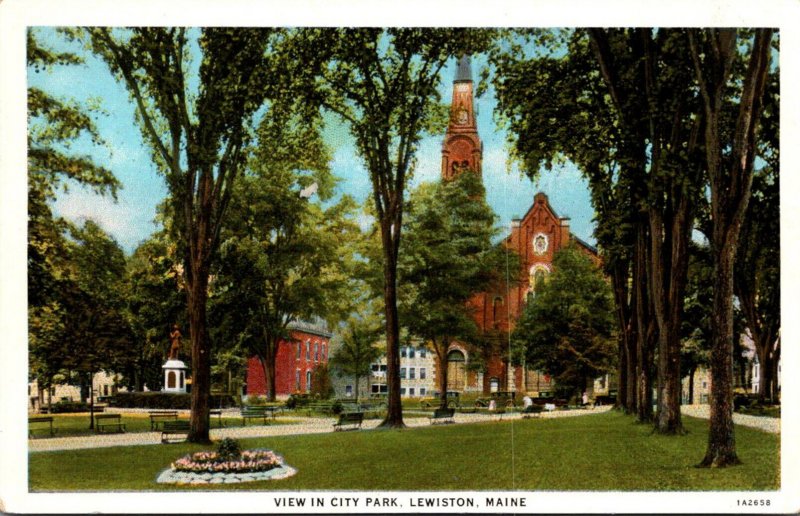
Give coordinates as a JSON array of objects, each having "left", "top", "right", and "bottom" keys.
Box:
[
  {"left": 49, "top": 401, "right": 89, "bottom": 413},
  {"left": 111, "top": 392, "right": 237, "bottom": 409}
]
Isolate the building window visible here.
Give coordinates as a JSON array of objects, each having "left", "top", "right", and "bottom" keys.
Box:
[
  {"left": 306, "top": 371, "right": 312, "bottom": 392},
  {"left": 345, "top": 385, "right": 353, "bottom": 397},
  {"left": 371, "top": 384, "right": 387, "bottom": 394},
  {"left": 322, "top": 344, "right": 326, "bottom": 360},
  {"left": 400, "top": 367, "right": 407, "bottom": 379},
  {"left": 400, "top": 387, "right": 406, "bottom": 396},
  {"left": 306, "top": 341, "right": 310, "bottom": 360},
  {"left": 409, "top": 388, "right": 415, "bottom": 396},
  {"left": 420, "top": 388, "right": 427, "bottom": 396},
  {"left": 420, "top": 347, "right": 426, "bottom": 358},
  {"left": 409, "top": 347, "right": 415, "bottom": 359},
  {"left": 103, "top": 385, "right": 109, "bottom": 396},
  {"left": 420, "top": 367, "right": 426, "bottom": 379},
  {"left": 297, "top": 342, "right": 301, "bottom": 360},
  {"left": 409, "top": 367, "right": 415, "bottom": 379},
  {"left": 315, "top": 342, "right": 319, "bottom": 361},
  {"left": 401, "top": 347, "right": 407, "bottom": 358},
  {"left": 296, "top": 370, "right": 301, "bottom": 391}
]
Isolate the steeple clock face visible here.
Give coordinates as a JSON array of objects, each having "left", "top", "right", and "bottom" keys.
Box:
[{"left": 456, "top": 108, "right": 469, "bottom": 125}]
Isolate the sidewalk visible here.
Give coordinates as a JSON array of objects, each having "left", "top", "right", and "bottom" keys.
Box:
[
  {"left": 28, "top": 405, "right": 614, "bottom": 453},
  {"left": 681, "top": 404, "right": 780, "bottom": 434}
]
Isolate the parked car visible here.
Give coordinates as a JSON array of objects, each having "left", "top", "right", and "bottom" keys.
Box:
[
  {"left": 475, "top": 391, "right": 517, "bottom": 408},
  {"left": 419, "top": 391, "right": 460, "bottom": 408}
]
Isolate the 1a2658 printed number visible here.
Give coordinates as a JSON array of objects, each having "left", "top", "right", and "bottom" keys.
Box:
[{"left": 737, "top": 499, "right": 770, "bottom": 507}]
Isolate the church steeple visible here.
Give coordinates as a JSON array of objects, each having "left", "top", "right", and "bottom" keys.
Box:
[{"left": 442, "top": 55, "right": 482, "bottom": 181}]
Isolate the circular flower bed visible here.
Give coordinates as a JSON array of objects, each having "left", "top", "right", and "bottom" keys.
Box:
[{"left": 172, "top": 449, "right": 281, "bottom": 474}]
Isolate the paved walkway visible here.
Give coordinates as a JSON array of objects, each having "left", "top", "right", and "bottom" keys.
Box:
[
  {"left": 28, "top": 405, "right": 614, "bottom": 453},
  {"left": 681, "top": 404, "right": 780, "bottom": 434}
]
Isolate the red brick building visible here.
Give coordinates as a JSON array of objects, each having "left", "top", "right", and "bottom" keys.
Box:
[
  {"left": 245, "top": 320, "right": 332, "bottom": 399},
  {"left": 440, "top": 56, "right": 600, "bottom": 395}
]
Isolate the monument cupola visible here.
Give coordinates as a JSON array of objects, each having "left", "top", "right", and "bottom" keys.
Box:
[{"left": 441, "top": 55, "right": 482, "bottom": 181}]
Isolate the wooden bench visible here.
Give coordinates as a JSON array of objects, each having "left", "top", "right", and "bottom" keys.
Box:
[
  {"left": 333, "top": 411, "right": 364, "bottom": 431},
  {"left": 521, "top": 404, "right": 543, "bottom": 419},
  {"left": 148, "top": 410, "right": 178, "bottom": 431},
  {"left": 306, "top": 401, "right": 335, "bottom": 416},
  {"left": 209, "top": 409, "right": 225, "bottom": 427},
  {"left": 29, "top": 416, "right": 56, "bottom": 438},
  {"left": 429, "top": 407, "right": 455, "bottom": 425},
  {"left": 241, "top": 406, "right": 273, "bottom": 426},
  {"left": 95, "top": 414, "right": 126, "bottom": 434},
  {"left": 161, "top": 420, "right": 190, "bottom": 443}
]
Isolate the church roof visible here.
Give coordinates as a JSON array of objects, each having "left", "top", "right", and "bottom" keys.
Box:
[{"left": 455, "top": 55, "right": 472, "bottom": 82}]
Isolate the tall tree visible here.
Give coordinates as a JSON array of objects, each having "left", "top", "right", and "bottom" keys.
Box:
[
  {"left": 86, "top": 28, "right": 285, "bottom": 442},
  {"left": 400, "top": 172, "right": 507, "bottom": 409},
  {"left": 125, "top": 231, "right": 186, "bottom": 391},
  {"left": 733, "top": 65, "right": 780, "bottom": 404},
  {"left": 512, "top": 245, "right": 617, "bottom": 397},
  {"left": 27, "top": 29, "right": 120, "bottom": 407},
  {"left": 59, "top": 221, "right": 135, "bottom": 428},
  {"left": 287, "top": 28, "right": 492, "bottom": 427},
  {"left": 688, "top": 28, "right": 775, "bottom": 467},
  {"left": 329, "top": 312, "right": 384, "bottom": 403},
  {"left": 213, "top": 109, "right": 359, "bottom": 401}
]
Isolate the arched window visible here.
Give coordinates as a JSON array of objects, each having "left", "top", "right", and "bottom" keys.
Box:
[
  {"left": 315, "top": 342, "right": 319, "bottom": 361},
  {"left": 528, "top": 264, "right": 550, "bottom": 299},
  {"left": 492, "top": 296, "right": 504, "bottom": 329},
  {"left": 306, "top": 370, "right": 312, "bottom": 392},
  {"left": 306, "top": 340, "right": 310, "bottom": 360}
]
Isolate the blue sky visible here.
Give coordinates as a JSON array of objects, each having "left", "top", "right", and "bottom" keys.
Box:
[{"left": 30, "top": 28, "right": 596, "bottom": 254}]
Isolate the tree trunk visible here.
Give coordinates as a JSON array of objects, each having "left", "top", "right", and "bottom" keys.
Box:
[
  {"left": 634, "top": 222, "right": 654, "bottom": 423},
  {"left": 769, "top": 351, "right": 779, "bottom": 402},
  {"left": 699, "top": 245, "right": 741, "bottom": 467},
  {"left": 187, "top": 271, "right": 212, "bottom": 444},
  {"left": 436, "top": 341, "right": 449, "bottom": 409},
  {"left": 379, "top": 219, "right": 404, "bottom": 428},
  {"left": 354, "top": 375, "right": 360, "bottom": 403},
  {"left": 688, "top": 365, "right": 696, "bottom": 405},
  {"left": 88, "top": 371, "right": 95, "bottom": 430}
]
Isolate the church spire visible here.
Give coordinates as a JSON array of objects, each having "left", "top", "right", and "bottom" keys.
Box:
[
  {"left": 441, "top": 55, "right": 482, "bottom": 181},
  {"left": 455, "top": 54, "right": 473, "bottom": 82}
]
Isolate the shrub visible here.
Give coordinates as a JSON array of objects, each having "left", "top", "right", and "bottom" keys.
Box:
[
  {"left": 112, "top": 392, "right": 237, "bottom": 409},
  {"left": 50, "top": 401, "right": 88, "bottom": 413},
  {"left": 217, "top": 438, "right": 241, "bottom": 461}
]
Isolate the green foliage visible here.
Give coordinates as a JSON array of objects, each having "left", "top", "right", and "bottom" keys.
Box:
[
  {"left": 310, "top": 363, "right": 335, "bottom": 400},
  {"left": 329, "top": 307, "right": 383, "bottom": 378},
  {"left": 512, "top": 245, "right": 616, "bottom": 395},
  {"left": 111, "top": 392, "right": 237, "bottom": 409},
  {"left": 216, "top": 438, "right": 242, "bottom": 461},
  {"left": 399, "top": 171, "right": 511, "bottom": 395},
  {"left": 211, "top": 115, "right": 361, "bottom": 399}
]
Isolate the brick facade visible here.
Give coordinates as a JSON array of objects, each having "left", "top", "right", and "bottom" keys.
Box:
[
  {"left": 245, "top": 320, "right": 331, "bottom": 399},
  {"left": 440, "top": 56, "right": 600, "bottom": 395}
]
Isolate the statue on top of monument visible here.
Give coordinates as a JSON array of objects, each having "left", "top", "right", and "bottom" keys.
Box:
[{"left": 168, "top": 324, "right": 182, "bottom": 360}]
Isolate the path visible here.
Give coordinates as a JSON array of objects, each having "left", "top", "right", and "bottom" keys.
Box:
[
  {"left": 28, "top": 405, "right": 614, "bottom": 453},
  {"left": 681, "top": 404, "right": 780, "bottom": 434}
]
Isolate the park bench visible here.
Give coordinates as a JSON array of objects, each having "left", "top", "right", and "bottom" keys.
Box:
[
  {"left": 333, "top": 411, "right": 364, "bottom": 431},
  {"left": 429, "top": 407, "right": 456, "bottom": 425},
  {"left": 95, "top": 414, "right": 126, "bottom": 434},
  {"left": 241, "top": 405, "right": 273, "bottom": 426},
  {"left": 161, "top": 420, "right": 190, "bottom": 443},
  {"left": 28, "top": 416, "right": 56, "bottom": 438},
  {"left": 306, "top": 401, "right": 336, "bottom": 416},
  {"left": 521, "top": 404, "right": 543, "bottom": 419},
  {"left": 148, "top": 410, "right": 178, "bottom": 431}
]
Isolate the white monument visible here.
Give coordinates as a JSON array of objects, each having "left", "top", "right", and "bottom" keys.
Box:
[
  {"left": 162, "top": 325, "right": 189, "bottom": 393},
  {"left": 162, "top": 359, "right": 189, "bottom": 393}
]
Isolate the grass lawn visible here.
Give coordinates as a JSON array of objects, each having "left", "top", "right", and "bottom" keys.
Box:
[
  {"left": 28, "top": 411, "right": 779, "bottom": 491},
  {"left": 29, "top": 413, "right": 298, "bottom": 437}
]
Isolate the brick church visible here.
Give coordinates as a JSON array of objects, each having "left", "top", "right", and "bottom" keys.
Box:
[{"left": 440, "top": 56, "right": 601, "bottom": 395}]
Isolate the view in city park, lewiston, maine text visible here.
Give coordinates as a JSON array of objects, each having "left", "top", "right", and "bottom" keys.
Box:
[{"left": 26, "top": 26, "right": 779, "bottom": 495}]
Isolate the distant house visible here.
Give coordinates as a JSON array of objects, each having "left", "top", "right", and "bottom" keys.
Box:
[{"left": 244, "top": 319, "right": 332, "bottom": 400}]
